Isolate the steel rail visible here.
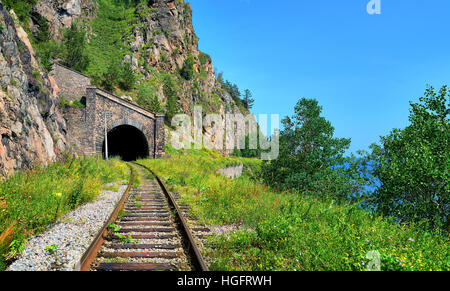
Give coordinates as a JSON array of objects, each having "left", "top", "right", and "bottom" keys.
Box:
[
  {"left": 133, "top": 162, "right": 209, "bottom": 272},
  {"left": 76, "top": 164, "right": 135, "bottom": 271}
]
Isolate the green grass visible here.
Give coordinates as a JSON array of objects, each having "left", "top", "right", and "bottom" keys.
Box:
[
  {"left": 84, "top": 0, "right": 134, "bottom": 79},
  {"left": 0, "top": 156, "right": 129, "bottom": 270},
  {"left": 139, "top": 147, "right": 450, "bottom": 271}
]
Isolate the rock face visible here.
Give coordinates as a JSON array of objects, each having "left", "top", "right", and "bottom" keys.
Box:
[
  {"left": 129, "top": 0, "right": 241, "bottom": 117},
  {"left": 32, "top": 0, "right": 96, "bottom": 38},
  {"left": 0, "top": 4, "right": 68, "bottom": 177},
  {"left": 0, "top": 0, "right": 257, "bottom": 177},
  {"left": 127, "top": 0, "right": 256, "bottom": 153}
]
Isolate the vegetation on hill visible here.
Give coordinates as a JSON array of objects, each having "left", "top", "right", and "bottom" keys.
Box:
[
  {"left": 140, "top": 86, "right": 448, "bottom": 271},
  {"left": 5, "top": 0, "right": 256, "bottom": 121},
  {"left": 0, "top": 157, "right": 129, "bottom": 270},
  {"left": 2, "top": 0, "right": 36, "bottom": 25},
  {"left": 2, "top": 0, "right": 448, "bottom": 272},
  {"left": 139, "top": 147, "right": 449, "bottom": 271}
]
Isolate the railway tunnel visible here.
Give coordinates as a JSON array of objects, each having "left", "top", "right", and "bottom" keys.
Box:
[{"left": 102, "top": 125, "right": 149, "bottom": 161}]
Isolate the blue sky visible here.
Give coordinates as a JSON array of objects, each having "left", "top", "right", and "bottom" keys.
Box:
[{"left": 188, "top": 0, "right": 450, "bottom": 153}]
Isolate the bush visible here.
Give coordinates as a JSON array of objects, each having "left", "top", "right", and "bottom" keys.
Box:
[
  {"left": 232, "top": 134, "right": 264, "bottom": 158},
  {"left": 101, "top": 61, "right": 121, "bottom": 92},
  {"left": 180, "top": 54, "right": 195, "bottom": 80},
  {"left": 136, "top": 84, "right": 162, "bottom": 113},
  {"left": 119, "top": 62, "right": 136, "bottom": 91},
  {"left": 3, "top": 0, "right": 36, "bottom": 25},
  {"left": 61, "top": 22, "right": 89, "bottom": 72}
]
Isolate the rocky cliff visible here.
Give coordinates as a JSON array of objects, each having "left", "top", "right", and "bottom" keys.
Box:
[
  {"left": 0, "top": 0, "right": 254, "bottom": 176},
  {"left": 0, "top": 3, "right": 68, "bottom": 177},
  {"left": 29, "top": 0, "right": 243, "bottom": 118},
  {"left": 31, "top": 0, "right": 97, "bottom": 38},
  {"left": 125, "top": 0, "right": 252, "bottom": 149},
  {"left": 127, "top": 0, "right": 243, "bottom": 116}
]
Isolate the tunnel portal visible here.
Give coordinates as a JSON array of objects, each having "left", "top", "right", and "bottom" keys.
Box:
[{"left": 103, "top": 125, "right": 149, "bottom": 161}]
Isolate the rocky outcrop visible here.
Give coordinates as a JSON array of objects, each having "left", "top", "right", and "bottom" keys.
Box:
[
  {"left": 0, "top": 0, "right": 257, "bottom": 177},
  {"left": 0, "top": 4, "right": 68, "bottom": 177},
  {"left": 31, "top": 0, "right": 96, "bottom": 38},
  {"left": 127, "top": 0, "right": 256, "bottom": 152},
  {"left": 128, "top": 0, "right": 240, "bottom": 116}
]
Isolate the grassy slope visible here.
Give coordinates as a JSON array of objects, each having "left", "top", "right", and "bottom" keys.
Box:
[
  {"left": 85, "top": 0, "right": 133, "bottom": 79},
  {"left": 140, "top": 147, "right": 450, "bottom": 271},
  {"left": 0, "top": 156, "right": 129, "bottom": 270},
  {"left": 83, "top": 0, "right": 179, "bottom": 111}
]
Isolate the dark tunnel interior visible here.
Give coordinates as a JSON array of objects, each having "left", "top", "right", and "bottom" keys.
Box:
[{"left": 102, "top": 125, "right": 149, "bottom": 161}]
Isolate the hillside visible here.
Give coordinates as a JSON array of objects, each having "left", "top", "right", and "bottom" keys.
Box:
[
  {"left": 141, "top": 148, "right": 449, "bottom": 271},
  {"left": 0, "top": 3, "right": 69, "bottom": 177},
  {"left": 0, "top": 0, "right": 251, "bottom": 176}
]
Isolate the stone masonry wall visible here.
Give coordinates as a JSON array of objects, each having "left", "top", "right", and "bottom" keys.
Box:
[
  {"left": 64, "top": 106, "right": 89, "bottom": 155},
  {"left": 85, "top": 87, "right": 164, "bottom": 158},
  {"left": 51, "top": 64, "right": 91, "bottom": 102},
  {"left": 52, "top": 65, "right": 165, "bottom": 159}
]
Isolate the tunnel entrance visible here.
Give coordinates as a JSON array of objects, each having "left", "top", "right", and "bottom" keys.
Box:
[{"left": 102, "top": 125, "right": 149, "bottom": 161}]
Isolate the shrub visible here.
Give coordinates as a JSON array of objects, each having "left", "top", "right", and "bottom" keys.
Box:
[
  {"left": 101, "top": 61, "right": 121, "bottom": 92},
  {"left": 137, "top": 84, "right": 162, "bottom": 113},
  {"left": 3, "top": 0, "right": 36, "bottom": 25},
  {"left": 119, "top": 62, "right": 136, "bottom": 91},
  {"left": 61, "top": 22, "right": 89, "bottom": 72},
  {"left": 366, "top": 85, "right": 450, "bottom": 232},
  {"left": 180, "top": 54, "right": 195, "bottom": 80}
]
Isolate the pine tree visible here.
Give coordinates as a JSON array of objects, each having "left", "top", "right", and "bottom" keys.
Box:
[
  {"left": 62, "top": 22, "right": 89, "bottom": 72},
  {"left": 113, "top": 0, "right": 140, "bottom": 20},
  {"left": 243, "top": 89, "right": 255, "bottom": 110},
  {"left": 102, "top": 61, "right": 120, "bottom": 92},
  {"left": 119, "top": 62, "right": 136, "bottom": 91}
]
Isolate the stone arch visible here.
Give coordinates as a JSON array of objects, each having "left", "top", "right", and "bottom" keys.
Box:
[
  {"left": 110, "top": 118, "right": 147, "bottom": 133},
  {"left": 102, "top": 119, "right": 152, "bottom": 161}
]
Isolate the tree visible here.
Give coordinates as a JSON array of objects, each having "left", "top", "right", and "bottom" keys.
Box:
[
  {"left": 62, "top": 22, "right": 89, "bottom": 72},
  {"left": 222, "top": 80, "right": 243, "bottom": 107},
  {"left": 137, "top": 84, "right": 162, "bottom": 113},
  {"left": 119, "top": 62, "right": 136, "bottom": 91},
  {"left": 101, "top": 60, "right": 120, "bottom": 92},
  {"left": 35, "top": 15, "right": 50, "bottom": 43},
  {"left": 243, "top": 89, "right": 255, "bottom": 110},
  {"left": 163, "top": 76, "right": 180, "bottom": 121},
  {"left": 368, "top": 85, "right": 449, "bottom": 231},
  {"left": 262, "top": 98, "right": 354, "bottom": 200},
  {"left": 113, "top": 0, "right": 140, "bottom": 20},
  {"left": 180, "top": 54, "right": 195, "bottom": 80}
]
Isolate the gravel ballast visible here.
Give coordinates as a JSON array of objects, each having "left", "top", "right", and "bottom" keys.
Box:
[{"left": 7, "top": 184, "right": 128, "bottom": 271}]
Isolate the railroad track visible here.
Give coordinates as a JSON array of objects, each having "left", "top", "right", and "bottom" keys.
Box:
[{"left": 77, "top": 163, "right": 208, "bottom": 271}]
